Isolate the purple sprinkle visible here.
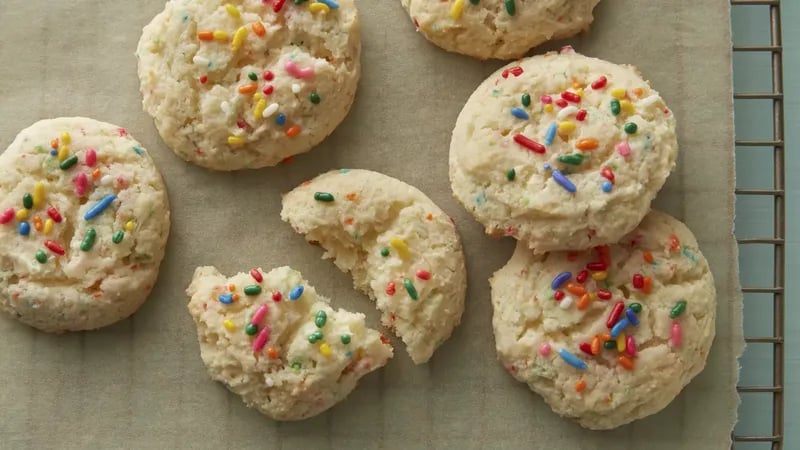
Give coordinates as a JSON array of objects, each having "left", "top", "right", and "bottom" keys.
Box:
[
  {"left": 551, "top": 271, "right": 571, "bottom": 290},
  {"left": 552, "top": 169, "right": 576, "bottom": 193}
]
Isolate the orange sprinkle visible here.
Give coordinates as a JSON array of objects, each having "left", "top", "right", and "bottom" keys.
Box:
[
  {"left": 344, "top": 217, "right": 354, "bottom": 225},
  {"left": 566, "top": 283, "right": 586, "bottom": 296},
  {"left": 426, "top": 213, "right": 433, "bottom": 220},
  {"left": 643, "top": 251, "right": 654, "bottom": 263},
  {"left": 346, "top": 192, "right": 357, "bottom": 201},
  {"left": 669, "top": 234, "right": 681, "bottom": 251},
  {"left": 238, "top": 83, "right": 258, "bottom": 94},
  {"left": 228, "top": 284, "right": 236, "bottom": 291},
  {"left": 33, "top": 216, "right": 43, "bottom": 232},
  {"left": 50, "top": 138, "right": 59, "bottom": 149},
  {"left": 267, "top": 347, "right": 278, "bottom": 359},
  {"left": 633, "top": 87, "right": 644, "bottom": 97},
  {"left": 576, "top": 138, "right": 599, "bottom": 150},
  {"left": 577, "top": 293, "right": 591, "bottom": 310},
  {"left": 591, "top": 336, "right": 601, "bottom": 355},
  {"left": 232, "top": 294, "right": 240, "bottom": 302},
  {"left": 252, "top": 21, "right": 266, "bottom": 36},
  {"left": 642, "top": 276, "right": 652, "bottom": 294},
  {"left": 286, "top": 125, "right": 301, "bottom": 138},
  {"left": 92, "top": 169, "right": 101, "bottom": 180},
  {"left": 618, "top": 355, "right": 634, "bottom": 370},
  {"left": 575, "top": 380, "right": 586, "bottom": 392},
  {"left": 197, "top": 31, "right": 214, "bottom": 41},
  {"left": 600, "top": 332, "right": 611, "bottom": 341}
]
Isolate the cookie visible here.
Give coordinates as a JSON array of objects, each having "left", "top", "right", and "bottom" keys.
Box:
[
  {"left": 450, "top": 48, "right": 678, "bottom": 253},
  {"left": 402, "top": 0, "right": 600, "bottom": 60},
  {"left": 281, "top": 169, "right": 466, "bottom": 364},
  {"left": 187, "top": 266, "right": 392, "bottom": 420},
  {"left": 490, "top": 210, "right": 715, "bottom": 429},
  {"left": 137, "top": 0, "right": 360, "bottom": 171},
  {"left": 0, "top": 118, "right": 170, "bottom": 332}
]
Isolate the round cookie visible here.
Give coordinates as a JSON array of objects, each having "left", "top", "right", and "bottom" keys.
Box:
[
  {"left": 402, "top": 0, "right": 600, "bottom": 60},
  {"left": 187, "top": 266, "right": 393, "bottom": 420},
  {"left": 281, "top": 169, "right": 466, "bottom": 364},
  {"left": 491, "top": 210, "right": 715, "bottom": 429},
  {"left": 0, "top": 117, "right": 170, "bottom": 332},
  {"left": 137, "top": 0, "right": 360, "bottom": 170},
  {"left": 450, "top": 48, "right": 678, "bottom": 253}
]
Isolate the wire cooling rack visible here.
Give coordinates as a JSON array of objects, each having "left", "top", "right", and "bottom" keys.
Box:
[{"left": 731, "top": 0, "right": 785, "bottom": 449}]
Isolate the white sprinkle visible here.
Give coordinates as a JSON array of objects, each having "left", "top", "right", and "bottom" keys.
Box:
[
  {"left": 639, "top": 95, "right": 661, "bottom": 107},
  {"left": 265, "top": 377, "right": 274, "bottom": 387},
  {"left": 192, "top": 55, "right": 210, "bottom": 67},
  {"left": 100, "top": 175, "right": 113, "bottom": 186},
  {"left": 557, "top": 106, "right": 578, "bottom": 120},
  {"left": 262, "top": 103, "right": 279, "bottom": 118},
  {"left": 291, "top": 83, "right": 301, "bottom": 94},
  {"left": 559, "top": 295, "right": 573, "bottom": 309},
  {"left": 220, "top": 101, "right": 231, "bottom": 115}
]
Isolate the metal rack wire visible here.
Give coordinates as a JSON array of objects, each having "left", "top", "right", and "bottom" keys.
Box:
[{"left": 731, "top": 0, "right": 785, "bottom": 448}]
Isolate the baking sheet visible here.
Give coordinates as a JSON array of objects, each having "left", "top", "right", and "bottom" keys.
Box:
[{"left": 0, "top": 0, "right": 743, "bottom": 448}]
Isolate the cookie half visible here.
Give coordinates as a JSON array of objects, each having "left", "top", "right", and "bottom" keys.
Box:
[
  {"left": 137, "top": 0, "right": 360, "bottom": 170},
  {"left": 402, "top": 0, "right": 600, "bottom": 60},
  {"left": 491, "top": 210, "right": 715, "bottom": 429},
  {"left": 187, "top": 266, "right": 392, "bottom": 420},
  {"left": 450, "top": 48, "right": 678, "bottom": 253},
  {"left": 281, "top": 169, "right": 467, "bottom": 364},
  {"left": 0, "top": 118, "right": 170, "bottom": 332}
]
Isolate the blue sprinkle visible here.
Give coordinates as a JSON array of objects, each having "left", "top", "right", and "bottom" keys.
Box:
[
  {"left": 218, "top": 293, "right": 233, "bottom": 304},
  {"left": 625, "top": 308, "right": 640, "bottom": 326},
  {"left": 276, "top": 113, "right": 286, "bottom": 126},
  {"left": 318, "top": 0, "right": 339, "bottom": 8},
  {"left": 510, "top": 107, "right": 529, "bottom": 120},
  {"left": 207, "top": 62, "right": 213, "bottom": 69},
  {"left": 551, "top": 271, "right": 571, "bottom": 290},
  {"left": 339, "top": 168, "right": 351, "bottom": 173},
  {"left": 345, "top": 351, "right": 353, "bottom": 358},
  {"left": 133, "top": 146, "right": 144, "bottom": 156},
  {"left": 289, "top": 285, "right": 304, "bottom": 301},
  {"left": 49, "top": 149, "right": 58, "bottom": 156},
  {"left": 610, "top": 317, "right": 630, "bottom": 338},
  {"left": 543, "top": 163, "right": 551, "bottom": 171},
  {"left": 476, "top": 191, "right": 486, "bottom": 206},
  {"left": 84, "top": 194, "right": 117, "bottom": 221},
  {"left": 601, "top": 180, "right": 613, "bottom": 193},
  {"left": 683, "top": 247, "right": 698, "bottom": 262},
  {"left": 18, "top": 221, "right": 30, "bottom": 236},
  {"left": 558, "top": 349, "right": 587, "bottom": 370},
  {"left": 544, "top": 122, "right": 557, "bottom": 146},
  {"left": 552, "top": 169, "right": 576, "bottom": 193}
]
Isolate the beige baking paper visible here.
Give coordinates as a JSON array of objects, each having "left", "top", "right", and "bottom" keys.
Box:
[{"left": 0, "top": 0, "right": 743, "bottom": 448}]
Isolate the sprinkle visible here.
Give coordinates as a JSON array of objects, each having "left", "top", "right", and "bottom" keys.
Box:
[
  {"left": 670, "top": 300, "right": 687, "bottom": 318},
  {"left": 632, "top": 273, "right": 644, "bottom": 289},
  {"left": 601, "top": 181, "right": 613, "bottom": 193},
  {"left": 521, "top": 93, "right": 531, "bottom": 107},
  {"left": 380, "top": 248, "right": 390, "bottom": 257},
  {"left": 80, "top": 228, "right": 97, "bottom": 251},
  {"left": 112, "top": 231, "right": 124, "bottom": 244},
  {"left": 540, "top": 95, "right": 552, "bottom": 104},
  {"left": 245, "top": 305, "right": 267, "bottom": 326},
  {"left": 579, "top": 342, "right": 593, "bottom": 356},
  {"left": 60, "top": 155, "right": 78, "bottom": 170},
  {"left": 618, "top": 355, "right": 634, "bottom": 370},
  {"left": 669, "top": 234, "right": 681, "bottom": 251},
  {"left": 231, "top": 26, "right": 248, "bottom": 51},
  {"left": 44, "top": 220, "right": 55, "bottom": 235},
  {"left": 284, "top": 60, "right": 315, "bottom": 79},
  {"left": 610, "top": 317, "right": 630, "bottom": 338},
  {"left": 561, "top": 91, "right": 581, "bottom": 103},
  {"left": 261, "top": 103, "right": 279, "bottom": 119},
  {"left": 310, "top": 92, "right": 321, "bottom": 104},
  {"left": 289, "top": 286, "right": 304, "bottom": 300},
  {"left": 643, "top": 251, "right": 654, "bottom": 263},
  {"left": 22, "top": 193, "right": 33, "bottom": 210},
  {"left": 611, "top": 88, "right": 626, "bottom": 99},
  {"left": 223, "top": 319, "right": 236, "bottom": 331},
  {"left": 559, "top": 295, "right": 573, "bottom": 309},
  {"left": 595, "top": 289, "right": 611, "bottom": 301},
  {"left": 319, "top": 342, "right": 332, "bottom": 357},
  {"left": 32, "top": 183, "right": 45, "bottom": 208},
  {"left": 610, "top": 99, "right": 621, "bottom": 116},
  {"left": 607, "top": 301, "right": 625, "bottom": 328},
  {"left": 575, "top": 270, "right": 588, "bottom": 284},
  {"left": 57, "top": 145, "right": 69, "bottom": 162},
  {"left": 315, "top": 310, "right": 328, "bottom": 328},
  {"left": 626, "top": 335, "right": 637, "bottom": 357},
  {"left": 616, "top": 141, "right": 631, "bottom": 157},
  {"left": 557, "top": 154, "right": 583, "bottom": 165},
  {"left": 416, "top": 270, "right": 431, "bottom": 280},
  {"left": 244, "top": 285, "right": 262, "bottom": 296},
  {"left": 504, "top": 0, "right": 515, "bottom": 15},
  {"left": 624, "top": 122, "right": 638, "bottom": 134},
  {"left": 543, "top": 123, "right": 557, "bottom": 147},
  {"left": 552, "top": 169, "right": 576, "bottom": 193},
  {"left": 558, "top": 349, "right": 587, "bottom": 370},
  {"left": 620, "top": 100, "right": 634, "bottom": 114},
  {"left": 227, "top": 136, "right": 244, "bottom": 146},
  {"left": 308, "top": 331, "right": 323, "bottom": 343},
  {"left": 213, "top": 30, "right": 229, "bottom": 41},
  {"left": 341, "top": 334, "right": 351, "bottom": 344},
  {"left": 576, "top": 110, "right": 588, "bottom": 122},
  {"left": 450, "top": 0, "right": 464, "bottom": 19},
  {"left": 253, "top": 327, "right": 271, "bottom": 352},
  {"left": 555, "top": 107, "right": 577, "bottom": 121},
  {"left": 286, "top": 125, "right": 301, "bottom": 138},
  {"left": 264, "top": 70, "right": 275, "bottom": 81},
  {"left": 266, "top": 347, "right": 278, "bottom": 359},
  {"left": 543, "top": 104, "right": 553, "bottom": 113},
  {"left": 273, "top": 0, "right": 286, "bottom": 12},
  {"left": 551, "top": 272, "right": 571, "bottom": 289},
  {"left": 575, "top": 138, "right": 599, "bottom": 151},
  {"left": 639, "top": 95, "right": 660, "bottom": 107},
  {"left": 539, "top": 343, "right": 551, "bottom": 356},
  {"left": 59, "top": 131, "right": 71, "bottom": 145},
  {"left": 386, "top": 281, "right": 396, "bottom": 296},
  {"left": 558, "top": 121, "right": 576, "bottom": 134},
  {"left": 555, "top": 98, "right": 568, "bottom": 108},
  {"left": 18, "top": 221, "right": 30, "bottom": 236},
  {"left": 218, "top": 293, "right": 234, "bottom": 304},
  {"left": 566, "top": 283, "right": 586, "bottom": 296},
  {"left": 290, "top": 362, "right": 301, "bottom": 370},
  {"left": 510, "top": 107, "right": 529, "bottom": 120},
  {"left": 250, "top": 269, "right": 263, "bottom": 283},
  {"left": 308, "top": 2, "right": 331, "bottom": 13},
  {"left": 671, "top": 322, "right": 682, "bottom": 347},
  {"left": 506, "top": 168, "right": 516, "bottom": 181},
  {"left": 591, "top": 76, "right": 608, "bottom": 90},
  {"left": 603, "top": 340, "right": 616, "bottom": 349},
  {"left": 35, "top": 250, "right": 47, "bottom": 264},
  {"left": 238, "top": 83, "right": 258, "bottom": 95},
  {"left": 225, "top": 3, "right": 240, "bottom": 17},
  {"left": 389, "top": 237, "right": 409, "bottom": 258},
  {"left": 591, "top": 336, "right": 601, "bottom": 355},
  {"left": 553, "top": 290, "right": 565, "bottom": 301},
  {"left": 318, "top": 0, "right": 339, "bottom": 9},
  {"left": 84, "top": 194, "right": 116, "bottom": 221},
  {"left": 16, "top": 209, "right": 28, "bottom": 221},
  {"left": 577, "top": 294, "right": 591, "bottom": 310},
  {"left": 32, "top": 216, "right": 42, "bottom": 232},
  {"left": 198, "top": 31, "right": 213, "bottom": 41},
  {"left": 245, "top": 323, "right": 258, "bottom": 335},
  {"left": 291, "top": 83, "right": 301, "bottom": 94},
  {"left": 625, "top": 308, "right": 640, "bottom": 326},
  {"left": 252, "top": 21, "right": 266, "bottom": 36},
  {"left": 0, "top": 208, "right": 13, "bottom": 224},
  {"left": 403, "top": 278, "right": 419, "bottom": 300},
  {"left": 616, "top": 332, "right": 626, "bottom": 352},
  {"left": 276, "top": 113, "right": 286, "bottom": 126}
]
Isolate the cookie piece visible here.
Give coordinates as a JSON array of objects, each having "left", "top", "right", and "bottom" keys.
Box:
[
  {"left": 281, "top": 169, "right": 466, "bottom": 364},
  {"left": 187, "top": 266, "right": 392, "bottom": 420},
  {"left": 0, "top": 118, "right": 170, "bottom": 332},
  {"left": 402, "top": 0, "right": 600, "bottom": 60},
  {"left": 137, "top": 0, "right": 360, "bottom": 170},
  {"left": 450, "top": 48, "right": 678, "bottom": 253},
  {"left": 491, "top": 210, "right": 715, "bottom": 429}
]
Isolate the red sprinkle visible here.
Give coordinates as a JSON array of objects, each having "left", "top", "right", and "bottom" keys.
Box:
[
  {"left": 199, "top": 75, "right": 208, "bottom": 84},
  {"left": 85, "top": 149, "right": 97, "bottom": 167},
  {"left": 567, "top": 251, "right": 578, "bottom": 261},
  {"left": 555, "top": 98, "right": 568, "bottom": 108},
  {"left": 540, "top": 95, "right": 553, "bottom": 104},
  {"left": 586, "top": 261, "right": 606, "bottom": 271},
  {"left": 561, "top": 91, "right": 581, "bottom": 103},
  {"left": 237, "top": 120, "right": 247, "bottom": 129},
  {"left": 597, "top": 289, "right": 612, "bottom": 300},
  {"left": 591, "top": 76, "right": 608, "bottom": 90},
  {"left": 596, "top": 246, "right": 611, "bottom": 267},
  {"left": 513, "top": 134, "right": 546, "bottom": 153},
  {"left": 117, "top": 128, "right": 128, "bottom": 137},
  {"left": 601, "top": 166, "right": 615, "bottom": 182},
  {"left": 502, "top": 66, "right": 523, "bottom": 78},
  {"left": 250, "top": 269, "right": 263, "bottom": 283},
  {"left": 576, "top": 109, "right": 587, "bottom": 121},
  {"left": 553, "top": 290, "right": 565, "bottom": 301},
  {"left": 44, "top": 240, "right": 65, "bottom": 255},
  {"left": 416, "top": 270, "right": 431, "bottom": 280},
  {"left": 380, "top": 334, "right": 390, "bottom": 345},
  {"left": 273, "top": 0, "right": 286, "bottom": 12},
  {"left": 576, "top": 270, "right": 589, "bottom": 284},
  {"left": 263, "top": 70, "right": 274, "bottom": 81},
  {"left": 606, "top": 301, "right": 625, "bottom": 328},
  {"left": 46, "top": 206, "right": 63, "bottom": 223},
  {"left": 386, "top": 281, "right": 396, "bottom": 296},
  {"left": 633, "top": 274, "right": 644, "bottom": 289},
  {"left": 579, "top": 343, "right": 594, "bottom": 356},
  {"left": 272, "top": 291, "right": 282, "bottom": 302},
  {"left": 0, "top": 208, "right": 14, "bottom": 224},
  {"left": 263, "top": 85, "right": 274, "bottom": 95}
]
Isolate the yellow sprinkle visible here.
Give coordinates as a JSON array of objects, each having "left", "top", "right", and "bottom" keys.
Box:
[
  {"left": 227, "top": 136, "right": 244, "bottom": 146},
  {"left": 558, "top": 121, "right": 576, "bottom": 134},
  {"left": 213, "top": 30, "right": 229, "bottom": 41},
  {"left": 616, "top": 332, "right": 626, "bottom": 352},
  {"left": 576, "top": 88, "right": 584, "bottom": 97},
  {"left": 592, "top": 271, "right": 608, "bottom": 281},
  {"left": 253, "top": 92, "right": 263, "bottom": 101},
  {"left": 450, "top": 0, "right": 464, "bottom": 19},
  {"left": 620, "top": 100, "right": 635, "bottom": 114},
  {"left": 308, "top": 2, "right": 331, "bottom": 14},
  {"left": 225, "top": 4, "right": 240, "bottom": 18},
  {"left": 33, "top": 182, "right": 45, "bottom": 208},
  {"left": 544, "top": 104, "right": 554, "bottom": 113},
  {"left": 253, "top": 99, "right": 267, "bottom": 120},
  {"left": 16, "top": 209, "right": 29, "bottom": 221},
  {"left": 57, "top": 145, "right": 69, "bottom": 162},
  {"left": 223, "top": 319, "right": 236, "bottom": 331},
  {"left": 124, "top": 220, "right": 135, "bottom": 232},
  {"left": 44, "top": 218, "right": 54, "bottom": 235},
  {"left": 389, "top": 237, "right": 409, "bottom": 259},
  {"left": 231, "top": 26, "right": 248, "bottom": 51},
  {"left": 60, "top": 132, "right": 71, "bottom": 145},
  {"left": 611, "top": 88, "right": 626, "bottom": 99},
  {"left": 319, "top": 342, "right": 332, "bottom": 357}
]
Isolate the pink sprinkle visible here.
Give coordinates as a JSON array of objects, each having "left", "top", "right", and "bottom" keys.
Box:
[
  {"left": 540, "top": 95, "right": 552, "bottom": 104},
  {"left": 0, "top": 208, "right": 14, "bottom": 225},
  {"left": 250, "top": 268, "right": 263, "bottom": 283},
  {"left": 416, "top": 270, "right": 431, "bottom": 280},
  {"left": 616, "top": 141, "right": 632, "bottom": 157},
  {"left": 251, "top": 304, "right": 269, "bottom": 325},
  {"left": 284, "top": 60, "right": 314, "bottom": 79},
  {"left": 253, "top": 327, "right": 270, "bottom": 352},
  {"left": 626, "top": 335, "right": 637, "bottom": 357},
  {"left": 74, "top": 172, "right": 88, "bottom": 196},
  {"left": 118, "top": 128, "right": 128, "bottom": 137},
  {"left": 671, "top": 322, "right": 682, "bottom": 348},
  {"left": 85, "top": 149, "right": 97, "bottom": 167},
  {"left": 539, "top": 343, "right": 551, "bottom": 356}
]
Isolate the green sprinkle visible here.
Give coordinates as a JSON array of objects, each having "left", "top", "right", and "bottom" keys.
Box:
[
  {"left": 504, "top": 0, "right": 515, "bottom": 15},
  {"left": 469, "top": 0, "right": 479, "bottom": 4},
  {"left": 245, "top": 323, "right": 258, "bottom": 336},
  {"left": 295, "top": 0, "right": 308, "bottom": 3},
  {"left": 340, "top": 334, "right": 351, "bottom": 345},
  {"left": 35, "top": 251, "right": 47, "bottom": 264},
  {"left": 403, "top": 278, "right": 418, "bottom": 300},
  {"left": 670, "top": 300, "right": 687, "bottom": 318},
  {"left": 629, "top": 302, "right": 642, "bottom": 313},
  {"left": 248, "top": 72, "right": 258, "bottom": 81},
  {"left": 315, "top": 310, "right": 327, "bottom": 328},
  {"left": 314, "top": 192, "right": 334, "bottom": 202},
  {"left": 557, "top": 154, "right": 584, "bottom": 165},
  {"left": 22, "top": 193, "right": 33, "bottom": 209},
  {"left": 603, "top": 340, "right": 617, "bottom": 349},
  {"left": 624, "top": 122, "right": 638, "bottom": 134},
  {"left": 310, "top": 92, "right": 321, "bottom": 104},
  {"left": 610, "top": 99, "right": 621, "bottom": 116},
  {"left": 308, "top": 330, "right": 323, "bottom": 343},
  {"left": 244, "top": 285, "right": 262, "bottom": 296},
  {"left": 380, "top": 247, "right": 390, "bottom": 257},
  {"left": 506, "top": 168, "right": 516, "bottom": 181},
  {"left": 80, "top": 228, "right": 97, "bottom": 252},
  {"left": 112, "top": 231, "right": 125, "bottom": 244},
  {"left": 521, "top": 93, "right": 531, "bottom": 107},
  {"left": 291, "top": 361, "right": 302, "bottom": 370},
  {"left": 60, "top": 155, "right": 79, "bottom": 170}
]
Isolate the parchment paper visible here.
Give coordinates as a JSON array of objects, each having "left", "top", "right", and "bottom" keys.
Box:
[{"left": 0, "top": 1, "right": 743, "bottom": 449}]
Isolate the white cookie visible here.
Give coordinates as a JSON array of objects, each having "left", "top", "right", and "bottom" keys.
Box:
[
  {"left": 450, "top": 48, "right": 678, "bottom": 253},
  {"left": 281, "top": 169, "right": 466, "bottom": 364},
  {"left": 491, "top": 210, "right": 715, "bottom": 429},
  {"left": 137, "top": 0, "right": 360, "bottom": 170},
  {"left": 187, "top": 266, "right": 392, "bottom": 420},
  {"left": 402, "top": 0, "right": 600, "bottom": 60},
  {"left": 0, "top": 118, "right": 170, "bottom": 332}
]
